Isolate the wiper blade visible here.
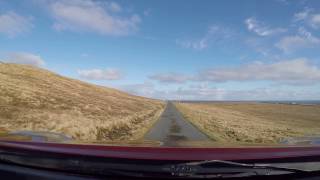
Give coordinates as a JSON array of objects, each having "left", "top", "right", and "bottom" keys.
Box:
[
  {"left": 163, "top": 160, "right": 308, "bottom": 178},
  {"left": 0, "top": 150, "right": 318, "bottom": 179}
]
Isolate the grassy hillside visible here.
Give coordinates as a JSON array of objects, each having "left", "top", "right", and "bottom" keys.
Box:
[
  {"left": 0, "top": 63, "right": 164, "bottom": 142},
  {"left": 175, "top": 102, "right": 320, "bottom": 144}
]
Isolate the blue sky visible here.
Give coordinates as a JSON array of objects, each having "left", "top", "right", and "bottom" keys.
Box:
[{"left": 1, "top": 0, "right": 320, "bottom": 100}]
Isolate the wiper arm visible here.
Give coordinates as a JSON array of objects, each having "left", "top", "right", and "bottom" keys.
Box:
[{"left": 164, "top": 160, "right": 309, "bottom": 178}]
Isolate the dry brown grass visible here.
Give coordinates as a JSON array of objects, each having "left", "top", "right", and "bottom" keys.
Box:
[
  {"left": 0, "top": 63, "right": 164, "bottom": 142},
  {"left": 175, "top": 102, "right": 320, "bottom": 144}
]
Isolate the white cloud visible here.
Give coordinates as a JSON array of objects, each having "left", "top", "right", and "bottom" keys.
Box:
[
  {"left": 293, "top": 8, "right": 320, "bottom": 29},
  {"left": 310, "top": 14, "right": 320, "bottom": 29},
  {"left": 276, "top": 36, "right": 318, "bottom": 52},
  {"left": 108, "top": 2, "right": 122, "bottom": 12},
  {"left": 169, "top": 85, "right": 226, "bottom": 100},
  {"left": 3, "top": 52, "right": 45, "bottom": 67},
  {"left": 220, "top": 88, "right": 320, "bottom": 101},
  {"left": 245, "top": 37, "right": 273, "bottom": 57},
  {"left": 293, "top": 8, "right": 312, "bottom": 22},
  {"left": 176, "top": 25, "right": 234, "bottom": 50},
  {"left": 197, "top": 59, "right": 320, "bottom": 85},
  {"left": 276, "top": 27, "right": 320, "bottom": 52},
  {"left": 171, "top": 87, "right": 320, "bottom": 101},
  {"left": 176, "top": 38, "right": 208, "bottom": 50},
  {"left": 0, "top": 11, "right": 33, "bottom": 37},
  {"left": 148, "top": 59, "right": 320, "bottom": 86},
  {"left": 275, "top": 0, "right": 289, "bottom": 5},
  {"left": 245, "top": 17, "right": 286, "bottom": 36},
  {"left": 149, "top": 72, "right": 190, "bottom": 83},
  {"left": 119, "top": 82, "right": 226, "bottom": 100},
  {"left": 119, "top": 81, "right": 320, "bottom": 100},
  {"left": 49, "top": 0, "right": 141, "bottom": 36},
  {"left": 119, "top": 82, "right": 156, "bottom": 97},
  {"left": 78, "top": 68, "right": 123, "bottom": 80}
]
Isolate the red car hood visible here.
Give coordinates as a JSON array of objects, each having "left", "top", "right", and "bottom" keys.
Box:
[{"left": 1, "top": 140, "right": 320, "bottom": 162}]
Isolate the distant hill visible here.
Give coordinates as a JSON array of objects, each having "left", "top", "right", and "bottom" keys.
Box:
[{"left": 0, "top": 63, "right": 164, "bottom": 142}]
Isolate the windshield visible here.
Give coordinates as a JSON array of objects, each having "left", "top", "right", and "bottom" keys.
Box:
[{"left": 0, "top": 0, "right": 320, "bottom": 148}]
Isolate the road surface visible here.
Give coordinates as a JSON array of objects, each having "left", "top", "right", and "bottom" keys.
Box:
[{"left": 144, "top": 102, "right": 209, "bottom": 146}]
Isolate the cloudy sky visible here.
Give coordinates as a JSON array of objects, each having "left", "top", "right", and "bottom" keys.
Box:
[{"left": 1, "top": 0, "right": 320, "bottom": 100}]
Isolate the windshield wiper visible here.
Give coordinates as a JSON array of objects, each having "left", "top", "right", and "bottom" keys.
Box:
[
  {"left": 0, "top": 150, "right": 319, "bottom": 179},
  {"left": 163, "top": 160, "right": 310, "bottom": 178}
]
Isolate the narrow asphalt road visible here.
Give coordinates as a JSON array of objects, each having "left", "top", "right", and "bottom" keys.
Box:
[{"left": 144, "top": 101, "right": 209, "bottom": 146}]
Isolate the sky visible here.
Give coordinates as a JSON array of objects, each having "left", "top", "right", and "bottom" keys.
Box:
[{"left": 1, "top": 0, "right": 320, "bottom": 100}]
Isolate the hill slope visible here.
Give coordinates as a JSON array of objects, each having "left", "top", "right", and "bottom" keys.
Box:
[{"left": 0, "top": 63, "right": 164, "bottom": 142}]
